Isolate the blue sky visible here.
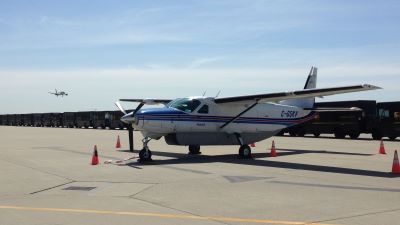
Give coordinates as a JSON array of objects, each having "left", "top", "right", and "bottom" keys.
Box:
[{"left": 0, "top": 0, "right": 399, "bottom": 113}]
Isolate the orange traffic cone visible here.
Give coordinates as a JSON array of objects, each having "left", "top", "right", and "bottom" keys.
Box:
[
  {"left": 91, "top": 145, "right": 99, "bottom": 165},
  {"left": 379, "top": 139, "right": 386, "bottom": 154},
  {"left": 392, "top": 150, "right": 400, "bottom": 174},
  {"left": 250, "top": 143, "right": 256, "bottom": 147},
  {"left": 270, "top": 140, "right": 277, "bottom": 157},
  {"left": 116, "top": 135, "right": 121, "bottom": 149}
]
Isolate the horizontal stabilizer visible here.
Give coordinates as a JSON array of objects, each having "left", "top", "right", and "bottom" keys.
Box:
[{"left": 304, "top": 107, "right": 362, "bottom": 112}]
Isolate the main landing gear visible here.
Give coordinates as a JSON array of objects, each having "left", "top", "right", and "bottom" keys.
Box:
[
  {"left": 138, "top": 137, "right": 152, "bottom": 162},
  {"left": 188, "top": 145, "right": 201, "bottom": 154},
  {"left": 239, "top": 145, "right": 252, "bottom": 158},
  {"left": 235, "top": 133, "right": 252, "bottom": 158}
]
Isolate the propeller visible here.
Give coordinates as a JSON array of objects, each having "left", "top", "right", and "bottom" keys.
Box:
[
  {"left": 115, "top": 101, "right": 127, "bottom": 115},
  {"left": 114, "top": 101, "right": 145, "bottom": 152}
]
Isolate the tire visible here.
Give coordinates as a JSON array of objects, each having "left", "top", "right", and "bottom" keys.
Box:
[
  {"left": 239, "top": 145, "right": 252, "bottom": 158},
  {"left": 289, "top": 131, "right": 296, "bottom": 137},
  {"left": 188, "top": 145, "right": 201, "bottom": 154},
  {"left": 297, "top": 129, "right": 305, "bottom": 137},
  {"left": 313, "top": 132, "right": 321, "bottom": 138},
  {"left": 334, "top": 128, "right": 345, "bottom": 139},
  {"left": 389, "top": 136, "right": 397, "bottom": 141},
  {"left": 372, "top": 129, "right": 383, "bottom": 140},
  {"left": 139, "top": 148, "right": 152, "bottom": 161},
  {"left": 349, "top": 131, "right": 360, "bottom": 139}
]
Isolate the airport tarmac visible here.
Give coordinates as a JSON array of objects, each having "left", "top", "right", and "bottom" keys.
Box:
[{"left": 0, "top": 126, "right": 399, "bottom": 225}]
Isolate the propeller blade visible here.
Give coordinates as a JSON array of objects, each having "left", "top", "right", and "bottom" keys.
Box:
[
  {"left": 133, "top": 102, "right": 145, "bottom": 116},
  {"left": 115, "top": 101, "right": 127, "bottom": 115}
]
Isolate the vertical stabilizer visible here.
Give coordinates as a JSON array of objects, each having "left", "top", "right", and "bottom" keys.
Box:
[{"left": 280, "top": 67, "right": 317, "bottom": 108}]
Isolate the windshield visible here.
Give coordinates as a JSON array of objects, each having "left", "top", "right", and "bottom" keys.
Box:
[{"left": 167, "top": 98, "right": 201, "bottom": 113}]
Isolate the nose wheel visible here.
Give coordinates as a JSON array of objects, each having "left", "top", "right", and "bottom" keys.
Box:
[{"left": 138, "top": 137, "right": 152, "bottom": 162}]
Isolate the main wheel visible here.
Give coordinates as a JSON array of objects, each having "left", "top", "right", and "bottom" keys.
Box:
[
  {"left": 188, "top": 145, "right": 201, "bottom": 154},
  {"left": 139, "top": 148, "right": 152, "bottom": 161},
  {"left": 239, "top": 145, "right": 252, "bottom": 158}
]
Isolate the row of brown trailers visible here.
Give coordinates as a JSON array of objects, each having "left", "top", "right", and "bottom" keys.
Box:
[{"left": 0, "top": 111, "right": 126, "bottom": 129}]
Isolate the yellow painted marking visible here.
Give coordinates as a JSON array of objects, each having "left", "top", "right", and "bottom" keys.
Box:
[{"left": 0, "top": 205, "right": 335, "bottom": 225}]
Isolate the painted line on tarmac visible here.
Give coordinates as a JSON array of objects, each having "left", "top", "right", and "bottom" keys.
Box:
[
  {"left": 271, "top": 181, "right": 400, "bottom": 192},
  {"left": 0, "top": 205, "right": 335, "bottom": 225}
]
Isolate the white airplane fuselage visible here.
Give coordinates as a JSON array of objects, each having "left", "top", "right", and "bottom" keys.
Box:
[{"left": 123, "top": 97, "right": 314, "bottom": 145}]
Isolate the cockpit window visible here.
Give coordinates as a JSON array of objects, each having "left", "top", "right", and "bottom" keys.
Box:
[{"left": 167, "top": 98, "right": 201, "bottom": 113}]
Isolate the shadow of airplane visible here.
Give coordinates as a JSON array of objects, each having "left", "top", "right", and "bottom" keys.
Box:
[{"left": 121, "top": 148, "right": 397, "bottom": 178}]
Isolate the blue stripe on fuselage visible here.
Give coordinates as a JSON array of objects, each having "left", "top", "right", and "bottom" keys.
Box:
[{"left": 136, "top": 108, "right": 315, "bottom": 126}]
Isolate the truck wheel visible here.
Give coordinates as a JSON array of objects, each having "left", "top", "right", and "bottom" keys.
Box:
[
  {"left": 313, "top": 133, "right": 320, "bottom": 138},
  {"left": 389, "top": 136, "right": 397, "bottom": 141},
  {"left": 334, "top": 128, "right": 345, "bottom": 139},
  {"left": 349, "top": 132, "right": 360, "bottom": 139},
  {"left": 372, "top": 130, "right": 383, "bottom": 140},
  {"left": 297, "top": 129, "right": 305, "bottom": 137},
  {"left": 289, "top": 131, "right": 296, "bottom": 137}
]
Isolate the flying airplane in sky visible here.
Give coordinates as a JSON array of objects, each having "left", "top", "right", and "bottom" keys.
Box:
[
  {"left": 115, "top": 67, "right": 380, "bottom": 162},
  {"left": 49, "top": 89, "right": 68, "bottom": 97}
]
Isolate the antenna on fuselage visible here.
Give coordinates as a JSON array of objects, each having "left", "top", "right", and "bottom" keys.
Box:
[
  {"left": 215, "top": 90, "right": 221, "bottom": 98},
  {"left": 202, "top": 91, "right": 207, "bottom": 96}
]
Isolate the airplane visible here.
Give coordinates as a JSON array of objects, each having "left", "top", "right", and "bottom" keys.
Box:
[
  {"left": 115, "top": 67, "right": 381, "bottom": 162},
  {"left": 49, "top": 89, "right": 68, "bottom": 97}
]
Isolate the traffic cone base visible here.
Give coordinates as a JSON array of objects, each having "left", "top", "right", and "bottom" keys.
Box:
[
  {"left": 91, "top": 145, "right": 99, "bottom": 165},
  {"left": 270, "top": 140, "right": 277, "bottom": 157},
  {"left": 116, "top": 135, "right": 121, "bottom": 149},
  {"left": 379, "top": 139, "right": 386, "bottom": 154},
  {"left": 392, "top": 150, "right": 400, "bottom": 174}
]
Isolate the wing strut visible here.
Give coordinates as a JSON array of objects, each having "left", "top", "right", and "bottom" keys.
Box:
[{"left": 220, "top": 102, "right": 258, "bottom": 129}]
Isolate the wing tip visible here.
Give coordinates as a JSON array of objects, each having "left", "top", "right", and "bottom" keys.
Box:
[{"left": 362, "top": 84, "right": 382, "bottom": 90}]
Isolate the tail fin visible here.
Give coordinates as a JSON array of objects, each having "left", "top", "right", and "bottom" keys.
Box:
[
  {"left": 280, "top": 67, "right": 317, "bottom": 108},
  {"left": 303, "top": 67, "right": 317, "bottom": 89}
]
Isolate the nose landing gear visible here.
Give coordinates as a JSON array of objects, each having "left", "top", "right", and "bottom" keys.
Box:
[{"left": 138, "top": 137, "right": 152, "bottom": 162}]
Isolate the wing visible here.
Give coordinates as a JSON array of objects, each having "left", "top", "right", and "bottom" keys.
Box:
[
  {"left": 214, "top": 84, "right": 381, "bottom": 104},
  {"left": 119, "top": 98, "right": 172, "bottom": 105}
]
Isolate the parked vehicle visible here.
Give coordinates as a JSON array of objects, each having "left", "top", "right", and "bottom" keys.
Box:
[
  {"left": 283, "top": 100, "right": 376, "bottom": 139},
  {"left": 371, "top": 102, "right": 400, "bottom": 140},
  {"left": 23, "top": 114, "right": 34, "bottom": 126},
  {"left": 63, "top": 112, "right": 76, "bottom": 128}
]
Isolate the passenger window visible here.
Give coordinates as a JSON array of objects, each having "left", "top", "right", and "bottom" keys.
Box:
[{"left": 198, "top": 105, "right": 209, "bottom": 114}]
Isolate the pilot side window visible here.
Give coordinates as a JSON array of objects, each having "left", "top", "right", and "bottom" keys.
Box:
[
  {"left": 168, "top": 98, "right": 201, "bottom": 113},
  {"left": 198, "top": 105, "right": 209, "bottom": 114}
]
